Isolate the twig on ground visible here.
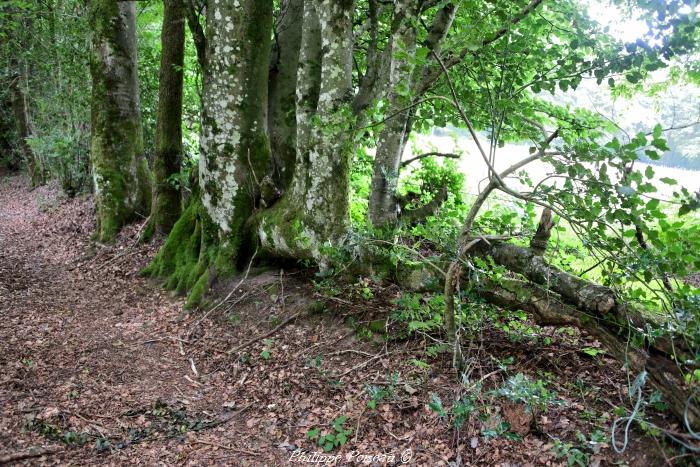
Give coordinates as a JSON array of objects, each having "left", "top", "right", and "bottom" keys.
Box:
[
  {"left": 226, "top": 312, "right": 301, "bottom": 355},
  {"left": 0, "top": 447, "right": 61, "bottom": 464},
  {"left": 334, "top": 350, "right": 403, "bottom": 379},
  {"left": 189, "top": 247, "right": 258, "bottom": 337},
  {"left": 189, "top": 358, "right": 199, "bottom": 377}
]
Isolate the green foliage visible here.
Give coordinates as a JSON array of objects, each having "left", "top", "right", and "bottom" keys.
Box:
[
  {"left": 399, "top": 156, "right": 465, "bottom": 207},
  {"left": 494, "top": 373, "right": 559, "bottom": 414},
  {"left": 306, "top": 415, "right": 353, "bottom": 452},
  {"left": 552, "top": 430, "right": 607, "bottom": 467},
  {"left": 27, "top": 129, "right": 89, "bottom": 195},
  {"left": 260, "top": 338, "right": 273, "bottom": 361},
  {"left": 392, "top": 293, "right": 444, "bottom": 334},
  {"left": 365, "top": 372, "right": 399, "bottom": 410}
]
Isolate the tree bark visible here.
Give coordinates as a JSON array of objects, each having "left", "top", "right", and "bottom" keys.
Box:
[
  {"left": 9, "top": 57, "right": 44, "bottom": 186},
  {"left": 368, "top": 1, "right": 418, "bottom": 228},
  {"left": 198, "top": 0, "right": 273, "bottom": 258},
  {"left": 151, "top": 0, "right": 186, "bottom": 237},
  {"left": 268, "top": 0, "right": 303, "bottom": 191},
  {"left": 530, "top": 208, "right": 554, "bottom": 255},
  {"left": 257, "top": 0, "right": 356, "bottom": 262},
  {"left": 185, "top": 0, "right": 206, "bottom": 70},
  {"left": 144, "top": 0, "right": 273, "bottom": 308},
  {"left": 89, "top": 0, "right": 151, "bottom": 241},
  {"left": 368, "top": 2, "right": 457, "bottom": 227},
  {"left": 480, "top": 241, "right": 617, "bottom": 316}
]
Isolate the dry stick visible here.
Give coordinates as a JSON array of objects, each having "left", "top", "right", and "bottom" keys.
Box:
[
  {"left": 226, "top": 312, "right": 301, "bottom": 355},
  {"left": 334, "top": 350, "right": 402, "bottom": 380},
  {"left": 0, "top": 447, "right": 61, "bottom": 464}
]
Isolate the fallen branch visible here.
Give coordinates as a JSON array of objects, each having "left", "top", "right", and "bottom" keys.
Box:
[
  {"left": 226, "top": 312, "right": 301, "bottom": 355},
  {"left": 0, "top": 447, "right": 61, "bottom": 464},
  {"left": 477, "top": 276, "right": 700, "bottom": 430}
]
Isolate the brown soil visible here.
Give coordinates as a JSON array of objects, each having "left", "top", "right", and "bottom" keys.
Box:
[{"left": 0, "top": 174, "right": 690, "bottom": 466}]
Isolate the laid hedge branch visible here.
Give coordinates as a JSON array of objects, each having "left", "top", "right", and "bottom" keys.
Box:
[{"left": 477, "top": 276, "right": 700, "bottom": 431}]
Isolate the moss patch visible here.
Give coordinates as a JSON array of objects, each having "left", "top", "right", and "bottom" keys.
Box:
[{"left": 143, "top": 198, "right": 227, "bottom": 309}]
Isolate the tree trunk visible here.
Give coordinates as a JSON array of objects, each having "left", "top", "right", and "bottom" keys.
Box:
[
  {"left": 145, "top": 0, "right": 273, "bottom": 308},
  {"left": 478, "top": 277, "right": 700, "bottom": 431},
  {"left": 368, "top": 2, "right": 457, "bottom": 227},
  {"left": 9, "top": 62, "right": 44, "bottom": 186},
  {"left": 257, "top": 0, "right": 356, "bottom": 262},
  {"left": 268, "top": 0, "right": 303, "bottom": 191},
  {"left": 89, "top": 0, "right": 151, "bottom": 241},
  {"left": 150, "top": 0, "right": 186, "bottom": 238},
  {"left": 368, "top": 6, "right": 417, "bottom": 228},
  {"left": 198, "top": 0, "right": 272, "bottom": 255}
]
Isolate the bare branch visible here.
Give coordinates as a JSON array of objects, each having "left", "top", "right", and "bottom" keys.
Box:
[{"left": 400, "top": 151, "right": 460, "bottom": 167}]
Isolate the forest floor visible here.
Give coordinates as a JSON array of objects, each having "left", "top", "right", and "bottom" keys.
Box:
[{"left": 0, "top": 172, "right": 692, "bottom": 466}]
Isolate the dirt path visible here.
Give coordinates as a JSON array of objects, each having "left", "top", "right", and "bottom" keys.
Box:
[
  {"left": 0, "top": 174, "right": 680, "bottom": 466},
  {"left": 0, "top": 175, "right": 289, "bottom": 465}
]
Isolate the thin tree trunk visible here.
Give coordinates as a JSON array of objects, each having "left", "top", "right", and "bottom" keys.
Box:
[
  {"left": 89, "top": 0, "right": 151, "bottom": 241},
  {"left": 9, "top": 69, "right": 43, "bottom": 186},
  {"left": 151, "top": 0, "right": 186, "bottom": 237},
  {"left": 368, "top": 8, "right": 417, "bottom": 228},
  {"left": 268, "top": 0, "right": 303, "bottom": 191},
  {"left": 368, "top": 2, "right": 457, "bottom": 227}
]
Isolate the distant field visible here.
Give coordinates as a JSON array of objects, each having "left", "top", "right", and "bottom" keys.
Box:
[{"left": 412, "top": 134, "right": 700, "bottom": 200}]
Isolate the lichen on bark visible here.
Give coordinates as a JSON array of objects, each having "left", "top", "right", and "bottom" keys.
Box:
[
  {"left": 145, "top": 0, "right": 273, "bottom": 305},
  {"left": 257, "top": 0, "right": 357, "bottom": 262}
]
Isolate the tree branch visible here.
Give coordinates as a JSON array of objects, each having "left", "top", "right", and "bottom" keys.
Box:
[
  {"left": 185, "top": 0, "right": 205, "bottom": 69},
  {"left": 400, "top": 151, "right": 460, "bottom": 167}
]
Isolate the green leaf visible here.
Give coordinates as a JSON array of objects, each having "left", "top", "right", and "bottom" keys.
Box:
[
  {"left": 617, "top": 185, "right": 636, "bottom": 196},
  {"left": 645, "top": 166, "right": 654, "bottom": 179},
  {"left": 659, "top": 177, "right": 677, "bottom": 185}
]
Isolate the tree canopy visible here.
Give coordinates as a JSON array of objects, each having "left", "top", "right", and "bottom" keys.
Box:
[{"left": 2, "top": 0, "right": 700, "bottom": 456}]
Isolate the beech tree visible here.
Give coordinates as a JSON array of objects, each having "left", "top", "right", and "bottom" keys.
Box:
[
  {"left": 89, "top": 0, "right": 151, "bottom": 241},
  {"left": 150, "top": 0, "right": 187, "bottom": 237},
  {"left": 142, "top": 0, "right": 700, "bottom": 430},
  {"left": 6, "top": 0, "right": 695, "bottom": 432}
]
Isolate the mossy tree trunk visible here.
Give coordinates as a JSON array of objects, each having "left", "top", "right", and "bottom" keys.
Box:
[
  {"left": 9, "top": 58, "right": 44, "bottom": 186},
  {"left": 89, "top": 0, "right": 151, "bottom": 241},
  {"left": 145, "top": 0, "right": 273, "bottom": 307},
  {"left": 150, "top": 0, "right": 186, "bottom": 238},
  {"left": 257, "top": 0, "right": 356, "bottom": 262},
  {"left": 268, "top": 0, "right": 303, "bottom": 192},
  {"left": 198, "top": 0, "right": 272, "bottom": 262}
]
